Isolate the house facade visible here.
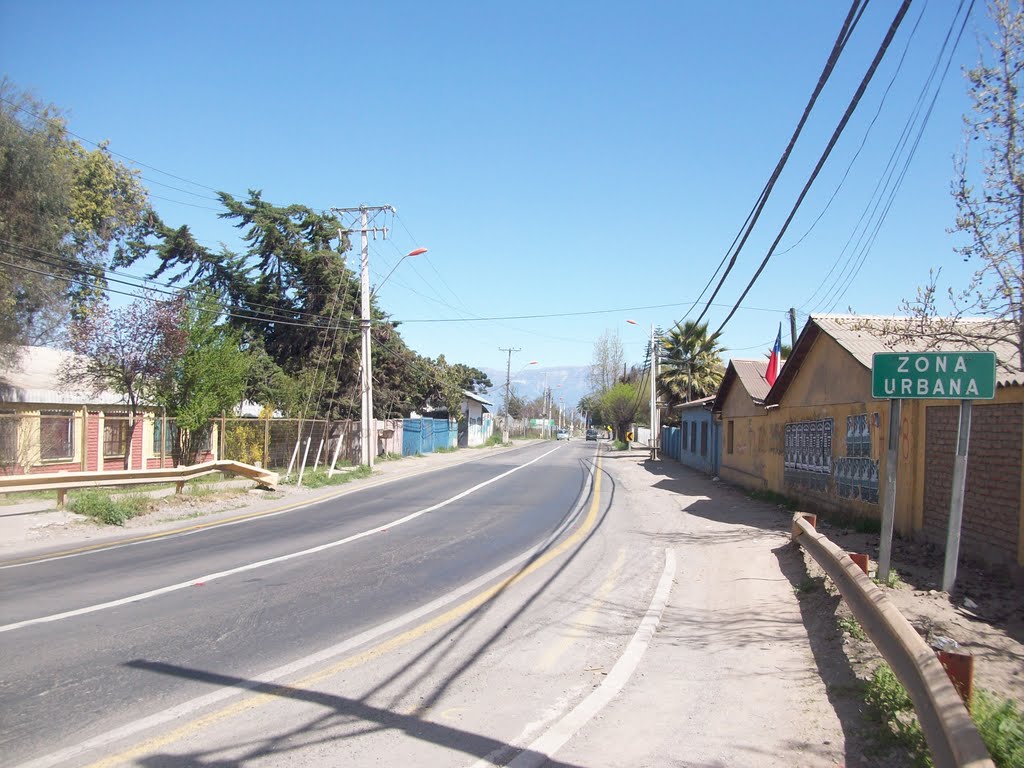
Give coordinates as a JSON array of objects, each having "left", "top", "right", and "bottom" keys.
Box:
[
  {"left": 661, "top": 396, "right": 720, "bottom": 475},
  {"left": 715, "top": 317, "right": 1024, "bottom": 572},
  {"left": 459, "top": 390, "right": 494, "bottom": 447},
  {"left": 712, "top": 358, "right": 773, "bottom": 489},
  {"left": 0, "top": 346, "right": 215, "bottom": 474}
]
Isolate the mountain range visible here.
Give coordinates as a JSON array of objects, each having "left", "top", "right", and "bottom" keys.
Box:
[{"left": 479, "top": 365, "right": 592, "bottom": 412}]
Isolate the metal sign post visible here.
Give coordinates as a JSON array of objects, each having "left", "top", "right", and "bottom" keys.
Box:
[
  {"left": 871, "top": 351, "right": 995, "bottom": 594},
  {"left": 877, "top": 398, "right": 901, "bottom": 584},
  {"left": 943, "top": 400, "right": 973, "bottom": 592}
]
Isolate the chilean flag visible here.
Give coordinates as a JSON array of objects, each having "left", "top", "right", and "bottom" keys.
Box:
[{"left": 766, "top": 324, "right": 782, "bottom": 386}]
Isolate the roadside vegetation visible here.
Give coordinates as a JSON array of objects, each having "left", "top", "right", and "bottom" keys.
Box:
[
  {"left": 280, "top": 465, "right": 372, "bottom": 489},
  {"left": 68, "top": 490, "right": 152, "bottom": 526}
]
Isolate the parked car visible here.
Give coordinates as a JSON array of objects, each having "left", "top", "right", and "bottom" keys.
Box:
[
  {"left": 556, "top": 428, "right": 570, "bottom": 441},
  {"left": 586, "top": 428, "right": 598, "bottom": 441}
]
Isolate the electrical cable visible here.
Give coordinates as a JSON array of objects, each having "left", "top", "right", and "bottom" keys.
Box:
[
  {"left": 682, "top": 0, "right": 869, "bottom": 331},
  {"left": 710, "top": 0, "right": 914, "bottom": 339},
  {"left": 817, "top": 0, "right": 975, "bottom": 313}
]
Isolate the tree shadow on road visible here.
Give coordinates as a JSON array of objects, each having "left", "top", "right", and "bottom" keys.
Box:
[{"left": 125, "top": 450, "right": 620, "bottom": 767}]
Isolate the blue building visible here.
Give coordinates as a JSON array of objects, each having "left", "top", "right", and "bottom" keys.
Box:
[{"left": 660, "top": 395, "right": 720, "bottom": 475}]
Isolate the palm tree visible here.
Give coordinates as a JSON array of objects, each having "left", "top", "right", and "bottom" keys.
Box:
[{"left": 658, "top": 320, "right": 725, "bottom": 406}]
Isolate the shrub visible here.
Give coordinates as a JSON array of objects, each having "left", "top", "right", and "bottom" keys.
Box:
[
  {"left": 864, "top": 663, "right": 929, "bottom": 765},
  {"left": 69, "top": 490, "right": 151, "bottom": 526},
  {"left": 973, "top": 689, "right": 1024, "bottom": 768}
]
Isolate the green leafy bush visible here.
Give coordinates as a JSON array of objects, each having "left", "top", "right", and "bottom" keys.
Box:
[
  {"left": 864, "top": 663, "right": 930, "bottom": 766},
  {"left": 69, "top": 490, "right": 151, "bottom": 526},
  {"left": 973, "top": 690, "right": 1024, "bottom": 768}
]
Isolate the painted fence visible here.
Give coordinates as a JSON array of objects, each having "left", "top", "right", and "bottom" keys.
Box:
[{"left": 402, "top": 418, "right": 458, "bottom": 456}]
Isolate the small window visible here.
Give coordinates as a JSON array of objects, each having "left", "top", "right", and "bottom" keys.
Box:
[
  {"left": 681, "top": 421, "right": 688, "bottom": 450},
  {"left": 701, "top": 422, "right": 709, "bottom": 457},
  {"left": 727, "top": 420, "right": 734, "bottom": 454},
  {"left": 103, "top": 418, "right": 129, "bottom": 457},
  {"left": 0, "top": 412, "right": 17, "bottom": 463},
  {"left": 690, "top": 422, "right": 697, "bottom": 453},
  {"left": 40, "top": 412, "right": 74, "bottom": 461},
  {"left": 153, "top": 420, "right": 178, "bottom": 454}
]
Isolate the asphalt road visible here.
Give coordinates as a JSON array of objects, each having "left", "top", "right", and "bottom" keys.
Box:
[{"left": 1, "top": 440, "right": 601, "bottom": 766}]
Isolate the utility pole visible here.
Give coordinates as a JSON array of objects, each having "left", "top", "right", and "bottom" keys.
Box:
[
  {"left": 650, "top": 322, "right": 659, "bottom": 461},
  {"left": 789, "top": 307, "right": 798, "bottom": 349},
  {"left": 332, "top": 205, "right": 394, "bottom": 469},
  {"left": 500, "top": 346, "right": 520, "bottom": 442}
]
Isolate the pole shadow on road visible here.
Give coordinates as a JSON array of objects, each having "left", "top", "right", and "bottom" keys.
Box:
[
  {"left": 126, "top": 660, "right": 586, "bottom": 768},
  {"left": 124, "top": 452, "right": 617, "bottom": 767}
]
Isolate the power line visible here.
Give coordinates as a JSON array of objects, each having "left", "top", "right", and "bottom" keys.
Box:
[
  {"left": 0, "top": 94, "right": 245, "bottom": 200},
  {"left": 681, "top": 0, "right": 869, "bottom": 331},
  {"left": 710, "top": 0, "right": 914, "bottom": 339}
]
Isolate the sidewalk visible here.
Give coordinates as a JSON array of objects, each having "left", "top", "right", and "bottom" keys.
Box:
[{"left": 0, "top": 440, "right": 543, "bottom": 559}]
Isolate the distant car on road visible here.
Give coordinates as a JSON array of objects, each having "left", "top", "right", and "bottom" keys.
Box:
[
  {"left": 556, "top": 429, "right": 569, "bottom": 441},
  {"left": 585, "top": 428, "right": 598, "bottom": 441}
]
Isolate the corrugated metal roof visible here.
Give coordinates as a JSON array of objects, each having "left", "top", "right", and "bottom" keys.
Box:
[
  {"left": 732, "top": 358, "right": 772, "bottom": 403},
  {"left": 675, "top": 394, "right": 716, "bottom": 411},
  {"left": 463, "top": 390, "right": 494, "bottom": 407},
  {"left": 0, "top": 346, "right": 126, "bottom": 406},
  {"left": 711, "top": 358, "right": 772, "bottom": 413},
  {"left": 813, "top": 315, "right": 1023, "bottom": 386}
]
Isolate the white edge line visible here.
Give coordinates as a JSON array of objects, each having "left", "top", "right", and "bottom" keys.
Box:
[
  {"left": 0, "top": 441, "right": 558, "bottom": 571},
  {"left": 504, "top": 547, "right": 677, "bottom": 768},
  {"left": 0, "top": 446, "right": 562, "bottom": 634},
  {"left": 12, "top": 446, "right": 599, "bottom": 768}
]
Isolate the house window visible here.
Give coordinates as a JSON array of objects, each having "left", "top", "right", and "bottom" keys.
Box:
[
  {"left": 0, "top": 412, "right": 17, "bottom": 464},
  {"left": 681, "top": 421, "right": 688, "bottom": 450},
  {"left": 690, "top": 422, "right": 697, "bottom": 453},
  {"left": 153, "top": 419, "right": 178, "bottom": 454},
  {"left": 700, "top": 422, "right": 709, "bottom": 457},
  {"left": 103, "top": 418, "right": 129, "bottom": 457},
  {"left": 40, "top": 412, "right": 74, "bottom": 461},
  {"left": 727, "top": 420, "right": 734, "bottom": 454}
]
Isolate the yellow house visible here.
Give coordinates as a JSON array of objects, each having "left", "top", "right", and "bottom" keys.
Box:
[
  {"left": 719, "top": 316, "right": 1024, "bottom": 572},
  {"left": 712, "top": 358, "right": 772, "bottom": 489}
]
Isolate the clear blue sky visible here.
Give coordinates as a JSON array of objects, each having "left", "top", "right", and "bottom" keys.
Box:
[{"left": 0, "top": 1, "right": 991, "bottom": 374}]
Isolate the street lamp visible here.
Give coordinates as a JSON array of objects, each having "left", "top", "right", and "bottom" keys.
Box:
[
  {"left": 361, "top": 246, "right": 427, "bottom": 469},
  {"left": 626, "top": 319, "right": 658, "bottom": 461}
]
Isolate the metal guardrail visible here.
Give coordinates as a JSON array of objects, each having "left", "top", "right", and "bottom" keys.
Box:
[
  {"left": 0, "top": 460, "right": 278, "bottom": 506},
  {"left": 791, "top": 513, "right": 993, "bottom": 768}
]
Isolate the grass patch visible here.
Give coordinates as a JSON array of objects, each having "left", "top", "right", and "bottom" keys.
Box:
[
  {"left": 286, "top": 465, "right": 372, "bottom": 489},
  {"left": 433, "top": 446, "right": 457, "bottom": 454},
  {"left": 612, "top": 440, "right": 628, "bottom": 451},
  {"left": 873, "top": 569, "right": 906, "bottom": 589},
  {"left": 864, "top": 663, "right": 930, "bottom": 766},
  {"left": 68, "top": 489, "right": 152, "bottom": 526},
  {"left": 794, "top": 575, "right": 824, "bottom": 596},
  {"left": 838, "top": 615, "right": 867, "bottom": 641},
  {"left": 377, "top": 453, "right": 402, "bottom": 462},
  {"left": 484, "top": 433, "right": 506, "bottom": 447},
  {"left": 973, "top": 690, "right": 1024, "bottom": 768}
]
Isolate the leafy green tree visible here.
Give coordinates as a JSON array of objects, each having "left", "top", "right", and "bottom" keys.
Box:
[
  {"left": 0, "top": 79, "right": 149, "bottom": 361},
  {"left": 600, "top": 382, "right": 643, "bottom": 442},
  {"left": 154, "top": 292, "right": 250, "bottom": 464},
  {"left": 658, "top": 320, "right": 725, "bottom": 405}
]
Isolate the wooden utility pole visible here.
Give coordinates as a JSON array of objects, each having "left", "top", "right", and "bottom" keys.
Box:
[{"left": 500, "top": 346, "right": 520, "bottom": 442}]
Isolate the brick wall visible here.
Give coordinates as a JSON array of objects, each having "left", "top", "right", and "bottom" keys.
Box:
[{"left": 924, "top": 403, "right": 1022, "bottom": 566}]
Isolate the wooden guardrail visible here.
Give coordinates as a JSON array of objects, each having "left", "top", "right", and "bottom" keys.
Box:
[
  {"left": 791, "top": 513, "right": 993, "bottom": 768},
  {"left": 0, "top": 460, "right": 278, "bottom": 506}
]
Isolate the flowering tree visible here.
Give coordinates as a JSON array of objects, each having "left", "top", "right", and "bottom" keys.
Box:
[{"left": 62, "top": 293, "right": 186, "bottom": 468}]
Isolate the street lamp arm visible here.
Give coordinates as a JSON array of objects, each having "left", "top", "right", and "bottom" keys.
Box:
[{"left": 370, "top": 247, "right": 428, "bottom": 300}]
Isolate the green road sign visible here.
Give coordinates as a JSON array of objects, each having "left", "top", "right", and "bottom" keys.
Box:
[{"left": 871, "top": 351, "right": 997, "bottom": 399}]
